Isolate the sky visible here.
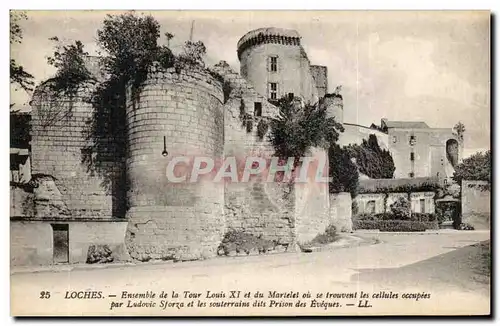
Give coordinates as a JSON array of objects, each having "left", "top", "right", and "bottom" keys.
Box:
[{"left": 10, "top": 10, "right": 490, "bottom": 157}]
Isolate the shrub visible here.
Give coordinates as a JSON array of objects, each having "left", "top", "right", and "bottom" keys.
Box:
[
  {"left": 458, "top": 223, "right": 475, "bottom": 230},
  {"left": 411, "top": 213, "right": 436, "bottom": 222},
  {"left": 353, "top": 220, "right": 438, "bottom": 232},
  {"left": 218, "top": 230, "right": 275, "bottom": 256},
  {"left": 354, "top": 213, "right": 379, "bottom": 221},
  {"left": 86, "top": 244, "right": 114, "bottom": 264},
  {"left": 305, "top": 225, "right": 339, "bottom": 246},
  {"left": 390, "top": 197, "right": 411, "bottom": 219}
]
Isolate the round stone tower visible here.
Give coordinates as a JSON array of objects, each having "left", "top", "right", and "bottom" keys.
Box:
[
  {"left": 319, "top": 93, "right": 343, "bottom": 124},
  {"left": 237, "top": 27, "right": 318, "bottom": 104},
  {"left": 125, "top": 64, "right": 225, "bottom": 261}
]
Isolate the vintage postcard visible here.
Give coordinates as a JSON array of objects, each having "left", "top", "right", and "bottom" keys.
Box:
[{"left": 9, "top": 10, "right": 491, "bottom": 316}]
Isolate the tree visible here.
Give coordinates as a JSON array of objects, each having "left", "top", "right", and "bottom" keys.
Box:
[
  {"left": 454, "top": 122, "right": 465, "bottom": 142},
  {"left": 10, "top": 11, "right": 35, "bottom": 99},
  {"left": 96, "top": 11, "right": 174, "bottom": 89},
  {"left": 268, "top": 95, "right": 344, "bottom": 165},
  {"left": 452, "top": 150, "right": 491, "bottom": 184},
  {"left": 46, "top": 37, "right": 92, "bottom": 95},
  {"left": 177, "top": 40, "right": 206, "bottom": 67},
  {"left": 345, "top": 134, "right": 395, "bottom": 179},
  {"left": 329, "top": 144, "right": 359, "bottom": 197}
]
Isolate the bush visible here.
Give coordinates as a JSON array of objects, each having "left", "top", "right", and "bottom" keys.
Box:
[
  {"left": 353, "top": 220, "right": 438, "bottom": 232},
  {"left": 411, "top": 213, "right": 436, "bottom": 222},
  {"left": 218, "top": 230, "right": 275, "bottom": 256},
  {"left": 305, "top": 225, "right": 339, "bottom": 246},
  {"left": 458, "top": 223, "right": 475, "bottom": 230},
  {"left": 390, "top": 197, "right": 411, "bottom": 219},
  {"left": 86, "top": 244, "right": 114, "bottom": 264},
  {"left": 355, "top": 212, "right": 436, "bottom": 223},
  {"left": 354, "top": 213, "right": 379, "bottom": 221}
]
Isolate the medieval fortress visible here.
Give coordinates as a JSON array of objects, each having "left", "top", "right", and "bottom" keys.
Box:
[{"left": 10, "top": 27, "right": 464, "bottom": 266}]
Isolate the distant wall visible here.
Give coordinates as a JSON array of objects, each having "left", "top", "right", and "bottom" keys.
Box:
[
  {"left": 388, "top": 128, "right": 458, "bottom": 179},
  {"left": 338, "top": 124, "right": 389, "bottom": 150},
  {"left": 462, "top": 180, "right": 490, "bottom": 229}
]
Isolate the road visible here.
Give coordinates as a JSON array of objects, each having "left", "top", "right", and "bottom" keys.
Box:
[{"left": 11, "top": 231, "right": 491, "bottom": 316}]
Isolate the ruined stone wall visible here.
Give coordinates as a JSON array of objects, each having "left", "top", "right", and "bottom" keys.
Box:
[
  {"left": 212, "top": 61, "right": 296, "bottom": 249},
  {"left": 30, "top": 81, "right": 125, "bottom": 219},
  {"left": 125, "top": 64, "right": 225, "bottom": 261},
  {"left": 462, "top": 180, "right": 490, "bottom": 229}
]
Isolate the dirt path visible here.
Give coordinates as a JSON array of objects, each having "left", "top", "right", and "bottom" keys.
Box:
[{"left": 11, "top": 231, "right": 490, "bottom": 316}]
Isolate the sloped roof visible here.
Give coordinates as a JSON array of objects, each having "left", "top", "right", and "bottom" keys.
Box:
[{"left": 383, "top": 120, "right": 429, "bottom": 129}]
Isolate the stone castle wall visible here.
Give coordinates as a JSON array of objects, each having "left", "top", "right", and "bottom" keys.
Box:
[
  {"left": 461, "top": 180, "right": 490, "bottom": 229},
  {"left": 30, "top": 81, "right": 125, "bottom": 219},
  {"left": 212, "top": 61, "right": 296, "bottom": 250},
  {"left": 124, "top": 64, "right": 226, "bottom": 261}
]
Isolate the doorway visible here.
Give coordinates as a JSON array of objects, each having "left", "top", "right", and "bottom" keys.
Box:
[{"left": 52, "top": 224, "right": 69, "bottom": 264}]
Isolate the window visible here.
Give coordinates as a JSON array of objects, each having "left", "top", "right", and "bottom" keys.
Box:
[
  {"left": 392, "top": 136, "right": 398, "bottom": 143},
  {"left": 269, "top": 56, "right": 278, "bottom": 72},
  {"left": 410, "top": 152, "right": 415, "bottom": 161},
  {"left": 409, "top": 135, "right": 416, "bottom": 146},
  {"left": 269, "top": 83, "right": 278, "bottom": 100},
  {"left": 419, "top": 199, "right": 426, "bottom": 213},
  {"left": 254, "top": 102, "right": 262, "bottom": 117}
]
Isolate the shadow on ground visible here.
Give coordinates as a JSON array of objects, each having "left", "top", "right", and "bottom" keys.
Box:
[{"left": 350, "top": 240, "right": 490, "bottom": 295}]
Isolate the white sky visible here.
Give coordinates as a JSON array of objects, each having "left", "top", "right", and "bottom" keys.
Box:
[{"left": 10, "top": 10, "right": 490, "bottom": 156}]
